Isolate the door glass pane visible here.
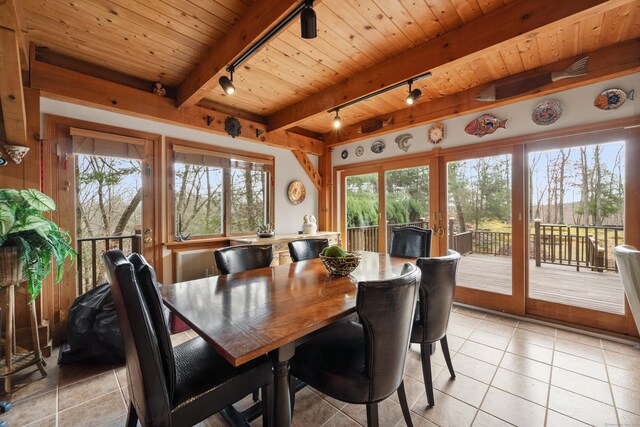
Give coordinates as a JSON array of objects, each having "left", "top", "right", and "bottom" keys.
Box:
[
  {"left": 346, "top": 173, "right": 379, "bottom": 252},
  {"left": 528, "top": 142, "right": 625, "bottom": 314},
  {"left": 448, "top": 155, "right": 513, "bottom": 295},
  {"left": 385, "top": 166, "right": 430, "bottom": 251},
  {"left": 174, "top": 163, "right": 224, "bottom": 236},
  {"left": 230, "top": 168, "right": 267, "bottom": 234},
  {"left": 75, "top": 154, "right": 142, "bottom": 294}
]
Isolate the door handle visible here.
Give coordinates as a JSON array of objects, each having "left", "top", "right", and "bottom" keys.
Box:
[{"left": 144, "top": 237, "right": 153, "bottom": 244}]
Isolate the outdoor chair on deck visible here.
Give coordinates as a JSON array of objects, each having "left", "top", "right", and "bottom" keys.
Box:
[
  {"left": 389, "top": 226, "right": 432, "bottom": 258},
  {"left": 290, "top": 264, "right": 421, "bottom": 427},
  {"left": 288, "top": 238, "right": 329, "bottom": 262},
  {"left": 411, "top": 250, "right": 461, "bottom": 407},
  {"left": 214, "top": 244, "right": 273, "bottom": 274},
  {"left": 103, "top": 250, "right": 273, "bottom": 427}
]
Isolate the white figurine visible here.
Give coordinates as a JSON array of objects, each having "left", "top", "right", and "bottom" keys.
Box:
[{"left": 302, "top": 215, "right": 318, "bottom": 234}]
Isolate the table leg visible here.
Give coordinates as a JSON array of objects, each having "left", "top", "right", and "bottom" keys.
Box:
[{"left": 269, "top": 342, "right": 295, "bottom": 427}]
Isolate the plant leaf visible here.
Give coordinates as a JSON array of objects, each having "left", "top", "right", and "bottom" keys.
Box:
[
  {"left": 0, "top": 189, "right": 22, "bottom": 203},
  {"left": 10, "top": 215, "right": 51, "bottom": 238},
  {"left": 20, "top": 189, "right": 56, "bottom": 212},
  {"left": 0, "top": 203, "right": 15, "bottom": 236}
]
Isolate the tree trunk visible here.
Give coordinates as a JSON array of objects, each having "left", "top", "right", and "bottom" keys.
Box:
[
  {"left": 580, "top": 147, "right": 590, "bottom": 225},
  {"left": 113, "top": 188, "right": 142, "bottom": 236}
]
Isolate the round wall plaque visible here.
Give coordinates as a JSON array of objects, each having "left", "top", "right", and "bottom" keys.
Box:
[{"left": 288, "top": 181, "right": 306, "bottom": 205}]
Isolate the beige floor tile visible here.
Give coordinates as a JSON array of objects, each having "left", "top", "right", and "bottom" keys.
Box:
[
  {"left": 450, "top": 313, "right": 484, "bottom": 329},
  {"left": 23, "top": 414, "right": 57, "bottom": 427},
  {"left": 601, "top": 339, "right": 640, "bottom": 358},
  {"left": 342, "top": 397, "right": 403, "bottom": 427},
  {"left": 451, "top": 353, "right": 497, "bottom": 384},
  {"left": 433, "top": 371, "right": 488, "bottom": 408},
  {"left": 481, "top": 313, "right": 519, "bottom": 327},
  {"left": 604, "top": 349, "right": 640, "bottom": 371},
  {"left": 446, "top": 334, "right": 466, "bottom": 352},
  {"left": 454, "top": 306, "right": 486, "bottom": 319},
  {"left": 7, "top": 363, "right": 59, "bottom": 403},
  {"left": 2, "top": 389, "right": 57, "bottom": 426},
  {"left": 618, "top": 408, "right": 640, "bottom": 427},
  {"left": 448, "top": 322, "right": 475, "bottom": 339},
  {"left": 480, "top": 387, "right": 545, "bottom": 426},
  {"left": 399, "top": 412, "right": 438, "bottom": 427},
  {"left": 491, "top": 368, "right": 548, "bottom": 406},
  {"left": 292, "top": 387, "right": 339, "bottom": 427},
  {"left": 468, "top": 329, "right": 511, "bottom": 351},
  {"left": 389, "top": 376, "right": 426, "bottom": 408},
  {"left": 458, "top": 341, "right": 504, "bottom": 366},
  {"left": 322, "top": 411, "right": 361, "bottom": 427},
  {"left": 506, "top": 339, "right": 553, "bottom": 364},
  {"left": 545, "top": 410, "right": 590, "bottom": 427},
  {"left": 411, "top": 389, "right": 477, "bottom": 427},
  {"left": 59, "top": 370, "right": 120, "bottom": 411},
  {"left": 511, "top": 328, "right": 555, "bottom": 349},
  {"left": 554, "top": 338, "right": 604, "bottom": 362},
  {"left": 555, "top": 329, "right": 602, "bottom": 348},
  {"left": 553, "top": 351, "right": 608, "bottom": 381},
  {"left": 612, "top": 384, "right": 640, "bottom": 415},
  {"left": 607, "top": 364, "right": 640, "bottom": 393},
  {"left": 516, "top": 321, "right": 557, "bottom": 337},
  {"left": 551, "top": 367, "right": 613, "bottom": 405},
  {"left": 403, "top": 350, "right": 444, "bottom": 385},
  {"left": 499, "top": 353, "right": 551, "bottom": 383},
  {"left": 307, "top": 387, "right": 348, "bottom": 411},
  {"left": 115, "top": 366, "right": 127, "bottom": 387},
  {"left": 58, "top": 389, "right": 127, "bottom": 427},
  {"left": 472, "top": 411, "right": 514, "bottom": 427},
  {"left": 548, "top": 386, "right": 617, "bottom": 426},
  {"left": 476, "top": 320, "right": 516, "bottom": 338},
  {"left": 170, "top": 331, "right": 192, "bottom": 346},
  {"left": 57, "top": 362, "right": 113, "bottom": 387}
]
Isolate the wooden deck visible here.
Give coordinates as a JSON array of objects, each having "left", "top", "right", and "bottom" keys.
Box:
[{"left": 457, "top": 254, "right": 625, "bottom": 315}]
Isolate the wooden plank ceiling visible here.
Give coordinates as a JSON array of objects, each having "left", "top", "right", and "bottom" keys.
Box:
[{"left": 20, "top": 0, "right": 640, "bottom": 144}]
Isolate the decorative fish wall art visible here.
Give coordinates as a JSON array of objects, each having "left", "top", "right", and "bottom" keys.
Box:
[
  {"left": 464, "top": 114, "right": 507, "bottom": 138},
  {"left": 358, "top": 117, "right": 394, "bottom": 134},
  {"left": 476, "top": 57, "right": 588, "bottom": 102},
  {"left": 395, "top": 134, "right": 413, "bottom": 152},
  {"left": 593, "top": 88, "right": 634, "bottom": 110}
]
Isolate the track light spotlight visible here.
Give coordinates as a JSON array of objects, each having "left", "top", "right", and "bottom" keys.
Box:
[
  {"left": 301, "top": 0, "right": 317, "bottom": 39},
  {"left": 219, "top": 69, "right": 235, "bottom": 95},
  {"left": 332, "top": 110, "right": 342, "bottom": 129},
  {"left": 406, "top": 81, "right": 422, "bottom": 105}
]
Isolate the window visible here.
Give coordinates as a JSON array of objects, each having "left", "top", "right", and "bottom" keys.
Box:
[{"left": 170, "top": 140, "right": 274, "bottom": 238}]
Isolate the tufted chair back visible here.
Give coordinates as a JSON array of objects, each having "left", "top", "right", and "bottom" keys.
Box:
[
  {"left": 214, "top": 244, "right": 273, "bottom": 275},
  {"left": 288, "top": 238, "right": 329, "bottom": 262},
  {"left": 389, "top": 226, "right": 432, "bottom": 258}
]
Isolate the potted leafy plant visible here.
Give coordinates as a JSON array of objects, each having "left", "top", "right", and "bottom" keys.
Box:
[{"left": 0, "top": 189, "right": 76, "bottom": 300}]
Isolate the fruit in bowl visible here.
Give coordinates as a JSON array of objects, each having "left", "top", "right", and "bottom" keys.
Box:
[
  {"left": 256, "top": 224, "right": 274, "bottom": 238},
  {"left": 319, "top": 245, "right": 361, "bottom": 276}
]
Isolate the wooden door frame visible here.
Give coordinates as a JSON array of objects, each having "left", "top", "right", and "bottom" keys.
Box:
[
  {"left": 443, "top": 144, "right": 526, "bottom": 316},
  {"left": 523, "top": 127, "right": 640, "bottom": 336},
  {"left": 43, "top": 115, "right": 162, "bottom": 339}
]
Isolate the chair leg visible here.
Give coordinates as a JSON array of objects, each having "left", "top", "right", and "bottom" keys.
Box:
[
  {"left": 441, "top": 336, "right": 456, "bottom": 379},
  {"left": 420, "top": 342, "right": 434, "bottom": 407},
  {"left": 289, "top": 376, "right": 296, "bottom": 420},
  {"left": 261, "top": 384, "right": 273, "bottom": 427},
  {"left": 397, "top": 381, "right": 414, "bottom": 427},
  {"left": 253, "top": 389, "right": 260, "bottom": 402},
  {"left": 366, "top": 402, "right": 379, "bottom": 427},
  {"left": 126, "top": 401, "right": 138, "bottom": 427}
]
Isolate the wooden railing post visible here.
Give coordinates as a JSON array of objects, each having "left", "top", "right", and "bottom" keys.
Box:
[
  {"left": 132, "top": 229, "right": 142, "bottom": 254},
  {"left": 534, "top": 219, "right": 541, "bottom": 267}
]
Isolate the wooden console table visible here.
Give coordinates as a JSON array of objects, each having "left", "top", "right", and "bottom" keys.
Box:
[{"left": 230, "top": 231, "right": 341, "bottom": 265}]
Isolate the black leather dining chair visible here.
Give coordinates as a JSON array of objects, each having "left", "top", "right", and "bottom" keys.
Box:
[
  {"left": 389, "top": 226, "right": 432, "bottom": 258},
  {"left": 411, "top": 250, "right": 461, "bottom": 407},
  {"left": 288, "top": 238, "right": 329, "bottom": 262},
  {"left": 103, "top": 250, "right": 273, "bottom": 427},
  {"left": 290, "top": 264, "right": 421, "bottom": 427},
  {"left": 214, "top": 244, "right": 274, "bottom": 274}
]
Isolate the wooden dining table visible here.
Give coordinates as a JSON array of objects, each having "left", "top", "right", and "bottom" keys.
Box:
[{"left": 159, "top": 251, "right": 412, "bottom": 427}]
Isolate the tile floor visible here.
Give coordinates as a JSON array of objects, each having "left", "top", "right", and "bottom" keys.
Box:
[{"left": 2, "top": 305, "right": 640, "bottom": 427}]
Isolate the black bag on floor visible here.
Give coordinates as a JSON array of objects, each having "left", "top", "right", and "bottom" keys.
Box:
[{"left": 58, "top": 283, "right": 124, "bottom": 364}]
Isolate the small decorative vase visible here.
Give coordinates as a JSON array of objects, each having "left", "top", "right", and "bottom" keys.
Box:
[{"left": 302, "top": 215, "right": 317, "bottom": 234}]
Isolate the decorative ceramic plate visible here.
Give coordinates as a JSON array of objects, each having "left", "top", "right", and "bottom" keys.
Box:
[
  {"left": 593, "top": 88, "right": 634, "bottom": 110},
  {"left": 0, "top": 157, "right": 6, "bottom": 166},
  {"left": 531, "top": 100, "right": 562, "bottom": 126},
  {"left": 371, "top": 140, "right": 385, "bottom": 154},
  {"left": 288, "top": 181, "right": 306, "bottom": 205},
  {"left": 341, "top": 149, "right": 349, "bottom": 159},
  {"left": 428, "top": 123, "right": 444, "bottom": 144},
  {"left": 355, "top": 146, "right": 364, "bottom": 157}
]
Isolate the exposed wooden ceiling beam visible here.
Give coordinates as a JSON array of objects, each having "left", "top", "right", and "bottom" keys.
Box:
[
  {"left": 0, "top": 27, "right": 27, "bottom": 144},
  {"left": 31, "top": 60, "right": 324, "bottom": 155},
  {"left": 267, "top": 0, "right": 631, "bottom": 132},
  {"left": 323, "top": 39, "right": 640, "bottom": 147},
  {"left": 291, "top": 150, "right": 322, "bottom": 190},
  {"left": 0, "top": 0, "right": 29, "bottom": 71},
  {"left": 177, "top": 1, "right": 304, "bottom": 109}
]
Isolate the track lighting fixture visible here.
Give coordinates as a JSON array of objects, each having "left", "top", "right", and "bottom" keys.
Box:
[
  {"left": 300, "top": 0, "right": 317, "bottom": 39},
  {"left": 333, "top": 110, "right": 342, "bottom": 129},
  {"left": 219, "top": 69, "right": 235, "bottom": 95},
  {"left": 406, "top": 81, "right": 422, "bottom": 105}
]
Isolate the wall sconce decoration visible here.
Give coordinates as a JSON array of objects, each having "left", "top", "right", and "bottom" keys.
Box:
[
  {"left": 4, "top": 145, "right": 30, "bottom": 164},
  {"left": 224, "top": 116, "right": 242, "bottom": 138},
  {"left": 152, "top": 82, "right": 166, "bottom": 96}
]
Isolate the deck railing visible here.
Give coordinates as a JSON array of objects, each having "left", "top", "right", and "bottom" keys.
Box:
[
  {"left": 77, "top": 232, "right": 142, "bottom": 294},
  {"left": 346, "top": 221, "right": 430, "bottom": 252}
]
